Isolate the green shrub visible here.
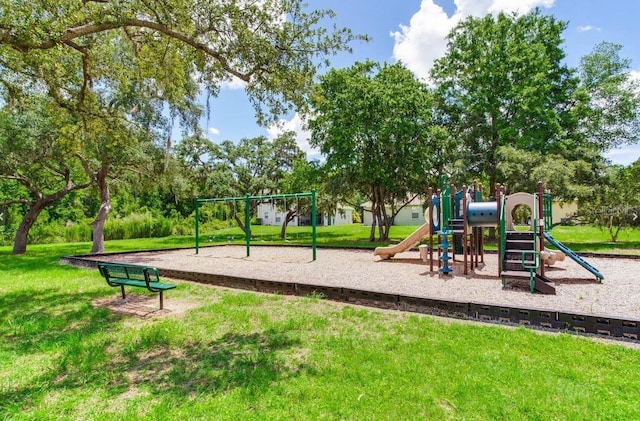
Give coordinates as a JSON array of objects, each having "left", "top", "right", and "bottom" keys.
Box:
[
  {"left": 104, "top": 212, "right": 173, "bottom": 240},
  {"left": 64, "top": 220, "right": 92, "bottom": 242}
]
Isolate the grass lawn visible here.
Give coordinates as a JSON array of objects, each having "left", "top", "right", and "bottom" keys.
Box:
[
  {"left": 2, "top": 241, "right": 640, "bottom": 418},
  {"left": 193, "top": 223, "right": 640, "bottom": 255}
]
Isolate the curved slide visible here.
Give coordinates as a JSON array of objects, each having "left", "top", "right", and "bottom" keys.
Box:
[{"left": 374, "top": 223, "right": 431, "bottom": 260}]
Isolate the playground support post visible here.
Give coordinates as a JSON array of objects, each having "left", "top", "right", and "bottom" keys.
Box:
[
  {"left": 537, "top": 181, "right": 545, "bottom": 277},
  {"left": 195, "top": 197, "right": 200, "bottom": 254},
  {"left": 436, "top": 188, "right": 442, "bottom": 269},
  {"left": 428, "top": 187, "right": 434, "bottom": 273},
  {"left": 312, "top": 189, "right": 317, "bottom": 261},
  {"left": 245, "top": 194, "right": 251, "bottom": 257},
  {"left": 497, "top": 184, "right": 505, "bottom": 278},
  {"left": 479, "top": 182, "right": 484, "bottom": 264},
  {"left": 462, "top": 185, "right": 468, "bottom": 275}
]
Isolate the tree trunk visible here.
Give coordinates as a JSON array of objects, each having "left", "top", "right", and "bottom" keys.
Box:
[
  {"left": 11, "top": 171, "right": 91, "bottom": 255},
  {"left": 12, "top": 201, "right": 47, "bottom": 255},
  {"left": 279, "top": 210, "right": 296, "bottom": 239},
  {"left": 375, "top": 204, "right": 388, "bottom": 241},
  {"left": 233, "top": 212, "right": 247, "bottom": 234},
  {"left": 368, "top": 186, "right": 377, "bottom": 242},
  {"left": 374, "top": 204, "right": 383, "bottom": 241},
  {"left": 383, "top": 214, "right": 392, "bottom": 241},
  {"left": 378, "top": 188, "right": 390, "bottom": 241},
  {"left": 90, "top": 166, "right": 111, "bottom": 254},
  {"left": 369, "top": 222, "right": 376, "bottom": 242},
  {"left": 229, "top": 200, "right": 258, "bottom": 235}
]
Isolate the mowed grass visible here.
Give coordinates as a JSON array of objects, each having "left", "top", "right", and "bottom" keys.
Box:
[
  {"left": 2, "top": 242, "right": 640, "bottom": 418},
  {"left": 7, "top": 222, "right": 639, "bottom": 254},
  {"left": 197, "top": 223, "right": 640, "bottom": 254}
]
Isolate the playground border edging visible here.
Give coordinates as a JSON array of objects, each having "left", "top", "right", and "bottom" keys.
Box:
[{"left": 61, "top": 250, "right": 640, "bottom": 343}]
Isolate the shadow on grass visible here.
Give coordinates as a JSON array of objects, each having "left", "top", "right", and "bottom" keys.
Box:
[
  {"left": 0, "top": 284, "right": 303, "bottom": 414},
  {"left": 107, "top": 330, "right": 302, "bottom": 398},
  {"left": 0, "top": 289, "right": 118, "bottom": 355}
]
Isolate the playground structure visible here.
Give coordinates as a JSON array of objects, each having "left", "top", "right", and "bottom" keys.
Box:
[
  {"left": 374, "top": 177, "right": 604, "bottom": 294},
  {"left": 195, "top": 191, "right": 318, "bottom": 260}
]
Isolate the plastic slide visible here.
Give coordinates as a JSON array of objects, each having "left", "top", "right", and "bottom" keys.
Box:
[
  {"left": 374, "top": 223, "right": 431, "bottom": 260},
  {"left": 543, "top": 232, "right": 604, "bottom": 281}
]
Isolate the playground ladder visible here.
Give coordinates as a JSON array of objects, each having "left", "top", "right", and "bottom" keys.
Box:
[{"left": 500, "top": 231, "right": 556, "bottom": 294}]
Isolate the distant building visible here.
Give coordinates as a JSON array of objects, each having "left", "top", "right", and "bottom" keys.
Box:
[
  {"left": 552, "top": 200, "right": 578, "bottom": 225},
  {"left": 361, "top": 196, "right": 426, "bottom": 226},
  {"left": 256, "top": 203, "right": 353, "bottom": 226}
]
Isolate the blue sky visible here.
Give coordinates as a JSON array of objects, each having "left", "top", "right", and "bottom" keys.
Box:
[{"left": 198, "top": 0, "right": 640, "bottom": 165}]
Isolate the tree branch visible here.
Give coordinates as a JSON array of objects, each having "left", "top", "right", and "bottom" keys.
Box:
[
  {"left": 1, "top": 174, "right": 42, "bottom": 198},
  {"left": 2, "top": 19, "right": 252, "bottom": 82},
  {"left": 64, "top": 40, "right": 91, "bottom": 103},
  {"left": 0, "top": 198, "right": 32, "bottom": 206}
]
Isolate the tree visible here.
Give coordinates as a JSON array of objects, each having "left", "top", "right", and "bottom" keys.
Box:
[
  {"left": 275, "top": 159, "right": 321, "bottom": 239},
  {"left": 310, "top": 61, "right": 450, "bottom": 241},
  {"left": 575, "top": 41, "right": 640, "bottom": 152},
  {"left": 496, "top": 41, "right": 640, "bottom": 203},
  {"left": 175, "top": 131, "right": 304, "bottom": 233},
  {"left": 496, "top": 145, "right": 601, "bottom": 201},
  {"left": 431, "top": 10, "right": 577, "bottom": 198},
  {"left": 0, "top": 97, "right": 92, "bottom": 254},
  {"left": 0, "top": 1, "right": 364, "bottom": 253},
  {"left": 219, "top": 132, "right": 305, "bottom": 232},
  {"left": 578, "top": 161, "right": 640, "bottom": 242}
]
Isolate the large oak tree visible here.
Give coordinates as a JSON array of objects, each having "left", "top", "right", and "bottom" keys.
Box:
[{"left": 0, "top": 0, "right": 364, "bottom": 253}]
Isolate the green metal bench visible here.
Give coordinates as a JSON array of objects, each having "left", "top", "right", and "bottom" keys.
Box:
[{"left": 97, "top": 262, "right": 176, "bottom": 310}]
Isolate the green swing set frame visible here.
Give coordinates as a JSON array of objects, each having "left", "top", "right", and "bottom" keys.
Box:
[{"left": 194, "top": 190, "right": 317, "bottom": 260}]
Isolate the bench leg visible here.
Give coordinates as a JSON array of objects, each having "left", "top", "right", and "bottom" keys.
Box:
[
  {"left": 120, "top": 285, "right": 126, "bottom": 300},
  {"left": 159, "top": 291, "right": 164, "bottom": 310}
]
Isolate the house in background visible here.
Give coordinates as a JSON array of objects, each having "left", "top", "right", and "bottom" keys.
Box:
[
  {"left": 361, "top": 196, "right": 425, "bottom": 226},
  {"left": 256, "top": 203, "right": 353, "bottom": 226},
  {"left": 360, "top": 196, "right": 577, "bottom": 227},
  {"left": 552, "top": 200, "right": 578, "bottom": 225}
]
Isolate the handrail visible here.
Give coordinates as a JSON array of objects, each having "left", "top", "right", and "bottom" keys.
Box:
[{"left": 521, "top": 250, "right": 541, "bottom": 293}]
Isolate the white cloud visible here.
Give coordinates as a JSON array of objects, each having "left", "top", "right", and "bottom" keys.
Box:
[
  {"left": 266, "top": 112, "right": 319, "bottom": 157},
  {"left": 391, "top": 1, "right": 456, "bottom": 81},
  {"left": 208, "top": 126, "right": 220, "bottom": 135},
  {"left": 577, "top": 25, "right": 601, "bottom": 32},
  {"left": 391, "top": 0, "right": 555, "bottom": 80}
]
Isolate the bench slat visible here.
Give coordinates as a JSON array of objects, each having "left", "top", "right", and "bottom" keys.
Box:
[{"left": 108, "top": 278, "right": 176, "bottom": 290}]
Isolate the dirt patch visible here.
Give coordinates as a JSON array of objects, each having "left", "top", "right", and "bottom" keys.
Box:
[{"left": 92, "top": 294, "right": 202, "bottom": 319}]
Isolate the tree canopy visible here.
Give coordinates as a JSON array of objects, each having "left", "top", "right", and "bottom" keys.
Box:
[
  {"left": 575, "top": 41, "right": 640, "bottom": 152},
  {"left": 0, "top": 0, "right": 364, "bottom": 253},
  {"left": 310, "top": 61, "right": 451, "bottom": 241},
  {"left": 431, "top": 10, "right": 577, "bottom": 197}
]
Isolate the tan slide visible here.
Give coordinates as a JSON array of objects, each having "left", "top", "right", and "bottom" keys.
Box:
[{"left": 373, "top": 223, "right": 431, "bottom": 260}]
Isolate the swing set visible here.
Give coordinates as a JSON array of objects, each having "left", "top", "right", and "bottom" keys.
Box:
[{"left": 194, "top": 190, "right": 318, "bottom": 260}]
